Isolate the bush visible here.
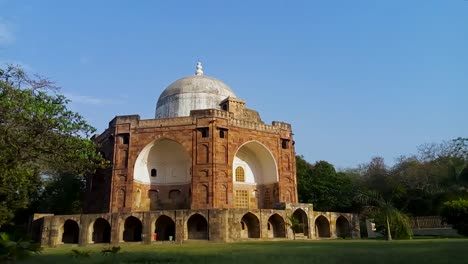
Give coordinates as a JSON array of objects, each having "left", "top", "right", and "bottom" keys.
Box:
[{"left": 441, "top": 199, "right": 468, "bottom": 236}]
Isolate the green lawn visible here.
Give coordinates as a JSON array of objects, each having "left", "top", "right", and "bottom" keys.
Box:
[{"left": 18, "top": 239, "right": 468, "bottom": 264}]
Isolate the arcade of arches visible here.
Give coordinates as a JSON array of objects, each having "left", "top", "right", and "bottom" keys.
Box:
[{"left": 43, "top": 209, "right": 358, "bottom": 246}]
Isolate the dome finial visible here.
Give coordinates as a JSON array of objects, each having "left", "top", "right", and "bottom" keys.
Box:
[{"left": 195, "top": 61, "right": 203, "bottom": 76}]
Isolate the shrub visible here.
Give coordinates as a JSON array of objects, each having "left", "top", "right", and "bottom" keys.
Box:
[{"left": 441, "top": 199, "right": 468, "bottom": 236}]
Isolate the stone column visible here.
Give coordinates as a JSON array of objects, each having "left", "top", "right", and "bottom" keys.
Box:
[
  {"left": 142, "top": 212, "right": 151, "bottom": 244},
  {"left": 110, "top": 213, "right": 120, "bottom": 245}
]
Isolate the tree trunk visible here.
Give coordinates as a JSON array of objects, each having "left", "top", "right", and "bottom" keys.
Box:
[{"left": 386, "top": 216, "right": 392, "bottom": 241}]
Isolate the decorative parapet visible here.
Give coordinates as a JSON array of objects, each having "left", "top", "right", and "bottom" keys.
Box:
[{"left": 139, "top": 116, "right": 195, "bottom": 128}]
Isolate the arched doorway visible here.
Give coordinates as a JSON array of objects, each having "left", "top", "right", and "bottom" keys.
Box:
[
  {"left": 134, "top": 139, "right": 191, "bottom": 210},
  {"left": 92, "top": 218, "right": 111, "bottom": 243},
  {"left": 62, "top": 220, "right": 79, "bottom": 244},
  {"left": 268, "top": 214, "right": 286, "bottom": 238},
  {"left": 240, "top": 212, "right": 260, "bottom": 238},
  {"left": 315, "top": 215, "right": 331, "bottom": 238},
  {"left": 336, "top": 216, "right": 351, "bottom": 238},
  {"left": 233, "top": 141, "right": 279, "bottom": 209},
  {"left": 292, "top": 209, "right": 309, "bottom": 238},
  {"left": 155, "top": 215, "right": 175, "bottom": 241},
  {"left": 187, "top": 214, "right": 208, "bottom": 240},
  {"left": 123, "top": 216, "right": 142, "bottom": 242}
]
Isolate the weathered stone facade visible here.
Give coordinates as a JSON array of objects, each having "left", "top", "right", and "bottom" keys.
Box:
[{"left": 31, "top": 65, "right": 360, "bottom": 246}]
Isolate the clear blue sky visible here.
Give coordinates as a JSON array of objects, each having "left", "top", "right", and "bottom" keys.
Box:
[{"left": 1, "top": 0, "right": 467, "bottom": 169}]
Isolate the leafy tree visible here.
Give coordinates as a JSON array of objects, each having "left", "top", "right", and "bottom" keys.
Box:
[
  {"left": 0, "top": 65, "right": 104, "bottom": 227},
  {"left": 33, "top": 172, "right": 86, "bottom": 215},
  {"left": 297, "top": 157, "right": 358, "bottom": 212},
  {"left": 441, "top": 199, "right": 468, "bottom": 236},
  {"left": 356, "top": 190, "right": 412, "bottom": 240},
  {"left": 286, "top": 215, "right": 301, "bottom": 240}
]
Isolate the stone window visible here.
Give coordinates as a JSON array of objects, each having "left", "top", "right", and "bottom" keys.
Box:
[
  {"left": 281, "top": 139, "right": 289, "bottom": 149},
  {"left": 235, "top": 190, "right": 249, "bottom": 208},
  {"left": 151, "top": 169, "right": 157, "bottom": 177},
  {"left": 218, "top": 128, "right": 227, "bottom": 139},
  {"left": 199, "top": 128, "right": 209, "bottom": 138},
  {"left": 235, "top": 166, "right": 245, "bottom": 182},
  {"left": 118, "top": 133, "right": 129, "bottom": 144}
]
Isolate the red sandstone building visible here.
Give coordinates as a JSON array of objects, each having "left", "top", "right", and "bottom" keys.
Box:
[{"left": 33, "top": 63, "right": 360, "bottom": 246}]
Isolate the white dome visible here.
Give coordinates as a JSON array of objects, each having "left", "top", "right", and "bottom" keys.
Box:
[{"left": 155, "top": 74, "right": 236, "bottom": 119}]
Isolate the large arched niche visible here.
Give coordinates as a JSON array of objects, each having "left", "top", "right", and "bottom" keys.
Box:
[
  {"left": 233, "top": 141, "right": 278, "bottom": 185},
  {"left": 134, "top": 138, "right": 191, "bottom": 184}
]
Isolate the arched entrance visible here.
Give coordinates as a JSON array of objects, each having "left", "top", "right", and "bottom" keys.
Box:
[
  {"left": 233, "top": 141, "right": 279, "bottom": 209},
  {"left": 123, "top": 216, "right": 142, "bottom": 242},
  {"left": 134, "top": 139, "right": 191, "bottom": 210},
  {"left": 187, "top": 214, "right": 208, "bottom": 240},
  {"left": 336, "top": 216, "right": 351, "bottom": 238},
  {"left": 315, "top": 215, "right": 331, "bottom": 238},
  {"left": 62, "top": 219, "right": 79, "bottom": 244},
  {"left": 240, "top": 212, "right": 260, "bottom": 238},
  {"left": 92, "top": 218, "right": 111, "bottom": 243},
  {"left": 155, "top": 215, "right": 175, "bottom": 241},
  {"left": 292, "top": 209, "right": 309, "bottom": 238},
  {"left": 267, "top": 214, "right": 286, "bottom": 238}
]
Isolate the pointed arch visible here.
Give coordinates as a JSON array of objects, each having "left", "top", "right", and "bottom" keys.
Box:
[
  {"left": 233, "top": 141, "right": 278, "bottom": 184},
  {"left": 336, "top": 215, "right": 351, "bottom": 238},
  {"left": 315, "top": 215, "right": 331, "bottom": 238},
  {"left": 62, "top": 220, "right": 79, "bottom": 244},
  {"left": 133, "top": 138, "right": 191, "bottom": 184},
  {"left": 92, "top": 218, "right": 111, "bottom": 243},
  {"left": 187, "top": 214, "right": 208, "bottom": 240},
  {"left": 155, "top": 215, "right": 175, "bottom": 241},
  {"left": 123, "top": 216, "right": 142, "bottom": 242},
  {"left": 240, "top": 212, "right": 260, "bottom": 238},
  {"left": 268, "top": 214, "right": 286, "bottom": 238},
  {"left": 292, "top": 209, "right": 309, "bottom": 238}
]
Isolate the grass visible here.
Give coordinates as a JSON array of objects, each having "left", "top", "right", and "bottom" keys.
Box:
[{"left": 18, "top": 239, "right": 468, "bottom": 264}]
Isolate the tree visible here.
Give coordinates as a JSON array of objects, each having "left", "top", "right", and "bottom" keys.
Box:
[
  {"left": 441, "top": 199, "right": 468, "bottom": 236},
  {"left": 296, "top": 157, "right": 358, "bottom": 212},
  {"left": 286, "top": 215, "right": 301, "bottom": 240},
  {"left": 0, "top": 65, "right": 104, "bottom": 227},
  {"left": 356, "top": 190, "right": 412, "bottom": 240}
]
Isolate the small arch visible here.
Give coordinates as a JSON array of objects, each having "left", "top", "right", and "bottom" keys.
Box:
[
  {"left": 151, "top": 169, "right": 157, "bottom": 177},
  {"left": 92, "top": 218, "right": 111, "bottom": 243},
  {"left": 117, "top": 188, "right": 126, "bottom": 208},
  {"left": 292, "top": 209, "right": 309, "bottom": 238},
  {"left": 62, "top": 219, "right": 79, "bottom": 244},
  {"left": 187, "top": 214, "right": 208, "bottom": 240},
  {"left": 123, "top": 216, "right": 142, "bottom": 242},
  {"left": 336, "top": 216, "right": 351, "bottom": 238},
  {"left": 222, "top": 184, "right": 228, "bottom": 204},
  {"left": 268, "top": 214, "right": 286, "bottom": 238},
  {"left": 155, "top": 215, "right": 175, "bottom": 241},
  {"left": 135, "top": 189, "right": 141, "bottom": 208},
  {"left": 199, "top": 184, "right": 209, "bottom": 204},
  {"left": 149, "top": 190, "right": 159, "bottom": 211},
  {"left": 241, "top": 212, "right": 260, "bottom": 238},
  {"left": 315, "top": 215, "right": 331, "bottom": 238}
]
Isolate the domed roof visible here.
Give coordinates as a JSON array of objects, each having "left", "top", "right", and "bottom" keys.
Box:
[{"left": 155, "top": 63, "right": 236, "bottom": 119}]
